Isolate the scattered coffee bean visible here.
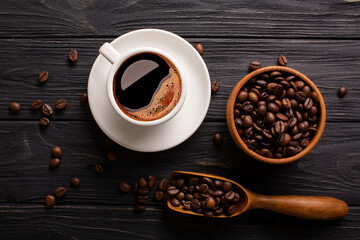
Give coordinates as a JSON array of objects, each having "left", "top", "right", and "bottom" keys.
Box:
[
  {"left": 95, "top": 163, "right": 103, "bottom": 174},
  {"left": 158, "top": 178, "right": 168, "bottom": 192},
  {"left": 133, "top": 181, "right": 138, "bottom": 193},
  {"left": 338, "top": 86, "right": 348, "bottom": 98},
  {"left": 137, "top": 195, "right": 149, "bottom": 204},
  {"left": 9, "top": 102, "right": 21, "bottom": 113},
  {"left": 49, "top": 158, "right": 61, "bottom": 169},
  {"left": 211, "top": 80, "right": 220, "bottom": 92},
  {"left": 107, "top": 151, "right": 117, "bottom": 161},
  {"left": 138, "top": 187, "right": 149, "bottom": 195},
  {"left": 278, "top": 55, "right": 288, "bottom": 66},
  {"left": 51, "top": 146, "right": 63, "bottom": 158},
  {"left": 213, "top": 133, "right": 223, "bottom": 146},
  {"left": 148, "top": 175, "right": 157, "bottom": 188},
  {"left": 31, "top": 100, "right": 43, "bottom": 110},
  {"left": 55, "top": 99, "right": 68, "bottom": 110},
  {"left": 80, "top": 92, "right": 88, "bottom": 105},
  {"left": 135, "top": 204, "right": 146, "bottom": 211},
  {"left": 70, "top": 177, "right": 80, "bottom": 188},
  {"left": 54, "top": 187, "right": 68, "bottom": 198},
  {"left": 39, "top": 71, "right": 49, "bottom": 83},
  {"left": 69, "top": 49, "right": 78, "bottom": 62},
  {"left": 154, "top": 191, "right": 164, "bottom": 201},
  {"left": 40, "top": 117, "right": 50, "bottom": 126},
  {"left": 45, "top": 195, "right": 55, "bottom": 208},
  {"left": 119, "top": 182, "right": 131, "bottom": 193},
  {"left": 42, "top": 104, "right": 53, "bottom": 117},
  {"left": 194, "top": 43, "right": 204, "bottom": 55},
  {"left": 249, "top": 61, "right": 261, "bottom": 71}
]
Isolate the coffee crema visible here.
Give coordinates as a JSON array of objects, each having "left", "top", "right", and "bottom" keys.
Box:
[{"left": 113, "top": 52, "right": 181, "bottom": 121}]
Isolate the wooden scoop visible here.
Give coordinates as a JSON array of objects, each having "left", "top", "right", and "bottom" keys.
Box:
[{"left": 167, "top": 171, "right": 348, "bottom": 220}]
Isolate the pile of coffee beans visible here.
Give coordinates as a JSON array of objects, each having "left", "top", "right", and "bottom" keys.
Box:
[
  {"left": 168, "top": 175, "right": 241, "bottom": 217},
  {"left": 235, "top": 58, "right": 320, "bottom": 158}
]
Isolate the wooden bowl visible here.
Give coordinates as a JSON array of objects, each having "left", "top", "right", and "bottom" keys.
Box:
[{"left": 226, "top": 66, "right": 326, "bottom": 164}]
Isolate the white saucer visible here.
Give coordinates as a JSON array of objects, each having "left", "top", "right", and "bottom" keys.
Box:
[{"left": 87, "top": 29, "right": 211, "bottom": 152}]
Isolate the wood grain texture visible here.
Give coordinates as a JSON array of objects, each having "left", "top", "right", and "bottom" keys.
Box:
[
  {"left": 0, "top": 121, "right": 359, "bottom": 205},
  {"left": 0, "top": 38, "right": 359, "bottom": 122},
  {"left": 0, "top": 0, "right": 359, "bottom": 39}
]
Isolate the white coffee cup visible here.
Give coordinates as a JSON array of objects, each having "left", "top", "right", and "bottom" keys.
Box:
[{"left": 99, "top": 42, "right": 187, "bottom": 126}]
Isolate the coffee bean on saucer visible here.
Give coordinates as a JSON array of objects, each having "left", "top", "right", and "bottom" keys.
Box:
[
  {"left": 213, "top": 133, "right": 223, "bottom": 146},
  {"left": 71, "top": 177, "right": 80, "bottom": 188},
  {"left": 49, "top": 158, "right": 61, "bottom": 169},
  {"left": 45, "top": 195, "right": 55, "bottom": 208},
  {"left": 54, "top": 187, "right": 68, "bottom": 198},
  {"left": 194, "top": 43, "right": 204, "bottom": 55},
  {"left": 31, "top": 100, "right": 43, "bottom": 110},
  {"left": 9, "top": 102, "right": 21, "bottom": 113},
  {"left": 139, "top": 178, "right": 147, "bottom": 187},
  {"left": 40, "top": 117, "right": 50, "bottom": 126},
  {"left": 80, "top": 92, "right": 88, "bottom": 105},
  {"left": 278, "top": 55, "right": 288, "bottom": 66},
  {"left": 51, "top": 146, "right": 63, "bottom": 158},
  {"left": 39, "top": 71, "right": 49, "bottom": 83},
  {"left": 95, "top": 163, "right": 103, "bottom": 174},
  {"left": 107, "top": 151, "right": 117, "bottom": 161},
  {"left": 154, "top": 191, "right": 164, "bottom": 201},
  {"left": 119, "top": 182, "right": 131, "bottom": 193},
  {"left": 69, "top": 49, "right": 78, "bottom": 62},
  {"left": 55, "top": 99, "right": 67, "bottom": 110},
  {"left": 148, "top": 175, "right": 157, "bottom": 188},
  {"left": 158, "top": 178, "right": 168, "bottom": 192},
  {"left": 249, "top": 61, "right": 261, "bottom": 71},
  {"left": 338, "top": 86, "right": 348, "bottom": 98},
  {"left": 211, "top": 80, "right": 220, "bottom": 92},
  {"left": 42, "top": 104, "right": 53, "bottom": 117}
]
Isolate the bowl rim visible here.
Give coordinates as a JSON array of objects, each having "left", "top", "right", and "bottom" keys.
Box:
[{"left": 226, "top": 66, "right": 326, "bottom": 164}]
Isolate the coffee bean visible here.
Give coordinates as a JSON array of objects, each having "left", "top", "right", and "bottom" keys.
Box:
[
  {"left": 55, "top": 99, "right": 67, "bottom": 110},
  {"left": 202, "top": 177, "right": 213, "bottom": 186},
  {"left": 278, "top": 133, "right": 291, "bottom": 146},
  {"left": 133, "top": 181, "right": 138, "bottom": 193},
  {"left": 213, "top": 133, "right": 223, "bottom": 146},
  {"left": 214, "top": 180, "right": 223, "bottom": 188},
  {"left": 235, "top": 118, "right": 243, "bottom": 128},
  {"left": 54, "top": 187, "right": 68, "bottom": 198},
  {"left": 154, "top": 191, "right": 164, "bottom": 201},
  {"left": 49, "top": 158, "right": 61, "bottom": 169},
  {"left": 276, "top": 113, "right": 288, "bottom": 122},
  {"left": 259, "top": 148, "right": 273, "bottom": 158},
  {"left": 338, "top": 86, "right": 348, "bottom": 98},
  {"left": 9, "top": 102, "right": 21, "bottom": 113},
  {"left": 309, "top": 106, "right": 318, "bottom": 117},
  {"left": 42, "top": 104, "right": 53, "bottom": 117},
  {"left": 205, "top": 197, "right": 216, "bottom": 209},
  {"left": 287, "top": 146, "right": 298, "bottom": 156},
  {"left": 69, "top": 49, "right": 78, "bottom": 62},
  {"left": 158, "top": 178, "right": 168, "bottom": 191},
  {"left": 167, "top": 186, "right": 179, "bottom": 196},
  {"left": 267, "top": 103, "right": 280, "bottom": 114},
  {"left": 39, "top": 71, "right": 49, "bottom": 83},
  {"left": 266, "top": 112, "right": 276, "bottom": 124},
  {"left": 183, "top": 201, "right": 192, "bottom": 210},
  {"left": 119, "top": 182, "right": 131, "bottom": 192},
  {"left": 237, "top": 91, "right": 248, "bottom": 103},
  {"left": 214, "top": 208, "right": 223, "bottom": 216},
  {"left": 304, "top": 98, "right": 313, "bottom": 110},
  {"left": 191, "top": 199, "right": 201, "bottom": 209},
  {"left": 95, "top": 163, "right": 103, "bottom": 174},
  {"left": 243, "top": 115, "right": 253, "bottom": 128},
  {"left": 135, "top": 204, "right": 146, "bottom": 211},
  {"left": 274, "top": 121, "right": 286, "bottom": 135},
  {"left": 227, "top": 205, "right": 239, "bottom": 215},
  {"left": 199, "top": 183, "right": 209, "bottom": 193},
  {"left": 51, "top": 146, "right": 63, "bottom": 158},
  {"left": 248, "top": 92, "right": 258, "bottom": 104},
  {"left": 255, "top": 80, "right": 267, "bottom": 88},
  {"left": 176, "top": 192, "right": 185, "bottom": 201},
  {"left": 176, "top": 178, "right": 185, "bottom": 188},
  {"left": 31, "top": 100, "right": 43, "bottom": 110},
  {"left": 287, "top": 88, "right": 296, "bottom": 99},
  {"left": 270, "top": 71, "right": 282, "bottom": 79},
  {"left": 137, "top": 195, "right": 149, "bottom": 204},
  {"left": 45, "top": 195, "right": 55, "bottom": 208},
  {"left": 211, "top": 80, "right": 220, "bottom": 92},
  {"left": 40, "top": 117, "right": 50, "bottom": 126},
  {"left": 249, "top": 61, "right": 261, "bottom": 71},
  {"left": 148, "top": 175, "right": 157, "bottom": 188},
  {"left": 278, "top": 55, "right": 288, "bottom": 66},
  {"left": 223, "top": 182, "right": 232, "bottom": 192},
  {"left": 312, "top": 92, "right": 319, "bottom": 103},
  {"left": 232, "top": 192, "right": 240, "bottom": 203},
  {"left": 194, "top": 43, "right": 204, "bottom": 55},
  {"left": 138, "top": 187, "right": 149, "bottom": 195},
  {"left": 203, "top": 211, "right": 214, "bottom": 218},
  {"left": 295, "top": 91, "right": 306, "bottom": 103},
  {"left": 185, "top": 193, "right": 194, "bottom": 201},
  {"left": 71, "top": 177, "right": 80, "bottom": 187},
  {"left": 80, "top": 92, "right": 88, "bottom": 105},
  {"left": 189, "top": 177, "right": 200, "bottom": 186},
  {"left": 138, "top": 178, "right": 147, "bottom": 187}
]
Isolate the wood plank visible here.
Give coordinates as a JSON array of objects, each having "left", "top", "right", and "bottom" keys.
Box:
[
  {"left": 0, "top": 0, "right": 360, "bottom": 39},
  {"left": 0, "top": 203, "right": 359, "bottom": 240},
  {"left": 0, "top": 38, "right": 359, "bottom": 121},
  {"left": 0, "top": 121, "right": 359, "bottom": 205}
]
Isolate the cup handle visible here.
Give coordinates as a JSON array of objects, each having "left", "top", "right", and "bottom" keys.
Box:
[{"left": 99, "top": 42, "right": 121, "bottom": 64}]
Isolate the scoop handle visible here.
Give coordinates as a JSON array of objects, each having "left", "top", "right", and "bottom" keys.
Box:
[{"left": 250, "top": 193, "right": 348, "bottom": 220}]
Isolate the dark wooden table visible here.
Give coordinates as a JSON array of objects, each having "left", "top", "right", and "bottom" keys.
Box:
[{"left": 1, "top": 0, "right": 360, "bottom": 239}]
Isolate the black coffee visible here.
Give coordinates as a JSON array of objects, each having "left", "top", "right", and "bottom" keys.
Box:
[{"left": 113, "top": 52, "right": 181, "bottom": 121}]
